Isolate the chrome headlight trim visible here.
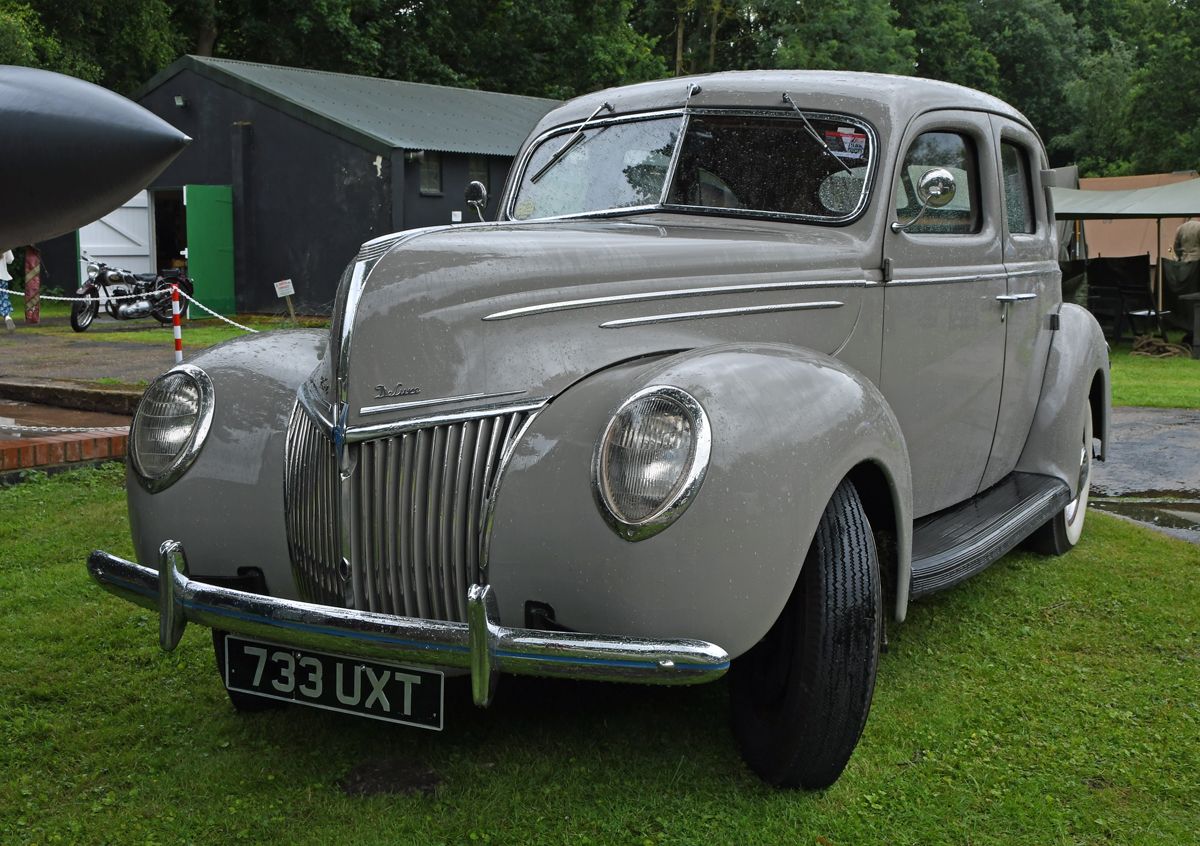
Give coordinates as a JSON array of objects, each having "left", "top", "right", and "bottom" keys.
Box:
[
  {"left": 130, "top": 363, "right": 215, "bottom": 493},
  {"left": 592, "top": 385, "right": 711, "bottom": 542}
]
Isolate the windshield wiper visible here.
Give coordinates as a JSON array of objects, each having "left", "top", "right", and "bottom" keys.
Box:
[
  {"left": 781, "top": 92, "right": 854, "bottom": 176},
  {"left": 529, "top": 101, "right": 614, "bottom": 184}
]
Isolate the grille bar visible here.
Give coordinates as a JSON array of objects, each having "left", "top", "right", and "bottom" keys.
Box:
[{"left": 284, "top": 403, "right": 533, "bottom": 622}]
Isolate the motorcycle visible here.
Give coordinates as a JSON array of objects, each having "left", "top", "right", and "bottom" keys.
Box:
[{"left": 71, "top": 258, "right": 194, "bottom": 332}]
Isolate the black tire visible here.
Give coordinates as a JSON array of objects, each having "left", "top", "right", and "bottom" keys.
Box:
[
  {"left": 730, "top": 478, "right": 882, "bottom": 789},
  {"left": 69, "top": 292, "right": 98, "bottom": 332},
  {"left": 150, "top": 279, "right": 191, "bottom": 324},
  {"left": 212, "top": 629, "right": 284, "bottom": 712},
  {"left": 1028, "top": 404, "right": 1093, "bottom": 555}
]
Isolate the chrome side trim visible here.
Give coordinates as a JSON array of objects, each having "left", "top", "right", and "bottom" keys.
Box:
[
  {"left": 360, "top": 389, "right": 527, "bottom": 417},
  {"left": 592, "top": 386, "right": 712, "bottom": 542},
  {"left": 87, "top": 548, "right": 730, "bottom": 704},
  {"left": 130, "top": 364, "right": 216, "bottom": 494},
  {"left": 599, "top": 300, "right": 844, "bottom": 329},
  {"left": 344, "top": 398, "right": 550, "bottom": 443},
  {"left": 483, "top": 279, "right": 865, "bottom": 321}
]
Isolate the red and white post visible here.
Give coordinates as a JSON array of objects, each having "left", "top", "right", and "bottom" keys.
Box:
[{"left": 171, "top": 282, "right": 183, "bottom": 363}]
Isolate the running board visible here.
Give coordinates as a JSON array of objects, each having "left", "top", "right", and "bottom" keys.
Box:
[{"left": 910, "top": 472, "right": 1071, "bottom": 598}]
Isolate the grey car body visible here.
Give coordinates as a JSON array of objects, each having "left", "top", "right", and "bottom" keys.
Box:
[{"left": 91, "top": 71, "right": 1110, "bottom": 789}]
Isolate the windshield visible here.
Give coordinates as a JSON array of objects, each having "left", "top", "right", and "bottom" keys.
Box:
[{"left": 511, "top": 111, "right": 873, "bottom": 222}]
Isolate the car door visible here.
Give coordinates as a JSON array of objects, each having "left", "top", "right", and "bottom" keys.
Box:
[
  {"left": 881, "top": 111, "right": 1006, "bottom": 518},
  {"left": 978, "top": 117, "right": 1058, "bottom": 488}
]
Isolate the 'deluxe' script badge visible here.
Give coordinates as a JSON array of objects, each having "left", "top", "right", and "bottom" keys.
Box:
[{"left": 374, "top": 382, "right": 421, "bottom": 399}]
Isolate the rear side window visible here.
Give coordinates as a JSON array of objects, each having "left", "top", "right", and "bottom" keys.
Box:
[
  {"left": 895, "top": 131, "right": 979, "bottom": 234},
  {"left": 1001, "top": 142, "right": 1036, "bottom": 234}
]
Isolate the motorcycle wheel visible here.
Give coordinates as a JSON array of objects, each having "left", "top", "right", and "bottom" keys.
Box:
[
  {"left": 150, "top": 280, "right": 189, "bottom": 324},
  {"left": 70, "top": 292, "right": 99, "bottom": 332}
]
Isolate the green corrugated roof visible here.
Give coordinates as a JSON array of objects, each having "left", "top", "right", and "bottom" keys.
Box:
[{"left": 139, "top": 56, "right": 559, "bottom": 156}]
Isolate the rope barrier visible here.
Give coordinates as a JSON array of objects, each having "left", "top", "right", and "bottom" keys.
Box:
[
  {"left": 3, "top": 284, "right": 262, "bottom": 334},
  {"left": 3, "top": 288, "right": 150, "bottom": 302},
  {"left": 175, "top": 288, "right": 260, "bottom": 333}
]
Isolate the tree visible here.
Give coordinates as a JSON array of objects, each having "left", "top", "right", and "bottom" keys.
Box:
[
  {"left": 19, "top": 0, "right": 180, "bottom": 93},
  {"left": 894, "top": 0, "right": 1000, "bottom": 92},
  {"left": 965, "top": 0, "right": 1084, "bottom": 158},
  {"left": 1124, "top": 0, "right": 1200, "bottom": 173},
  {"left": 1054, "top": 42, "right": 1136, "bottom": 175},
  {"left": 767, "top": 0, "right": 915, "bottom": 75}
]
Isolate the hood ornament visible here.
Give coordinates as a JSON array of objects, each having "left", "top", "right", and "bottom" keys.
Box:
[{"left": 374, "top": 382, "right": 421, "bottom": 399}]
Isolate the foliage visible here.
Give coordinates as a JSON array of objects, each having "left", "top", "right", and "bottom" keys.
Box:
[
  {"left": 2, "top": 0, "right": 1198, "bottom": 174},
  {"left": 1, "top": 466, "right": 1197, "bottom": 843}
]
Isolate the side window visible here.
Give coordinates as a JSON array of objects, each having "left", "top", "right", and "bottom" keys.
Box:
[
  {"left": 894, "top": 131, "right": 979, "bottom": 234},
  {"left": 1001, "top": 142, "right": 1035, "bottom": 234},
  {"left": 420, "top": 151, "right": 442, "bottom": 195}
]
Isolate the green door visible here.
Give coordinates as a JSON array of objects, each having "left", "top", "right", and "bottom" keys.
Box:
[{"left": 184, "top": 185, "right": 235, "bottom": 316}]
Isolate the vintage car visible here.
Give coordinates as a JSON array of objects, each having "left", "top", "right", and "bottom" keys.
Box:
[{"left": 89, "top": 70, "right": 1110, "bottom": 789}]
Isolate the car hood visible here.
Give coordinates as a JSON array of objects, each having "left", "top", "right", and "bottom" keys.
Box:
[{"left": 317, "top": 214, "right": 872, "bottom": 431}]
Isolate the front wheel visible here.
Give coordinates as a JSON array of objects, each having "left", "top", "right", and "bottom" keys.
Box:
[
  {"left": 730, "top": 478, "right": 882, "bottom": 789},
  {"left": 69, "top": 292, "right": 98, "bottom": 332},
  {"left": 1029, "top": 403, "right": 1093, "bottom": 555}
]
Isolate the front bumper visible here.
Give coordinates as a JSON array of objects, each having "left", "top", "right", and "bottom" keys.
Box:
[{"left": 87, "top": 541, "right": 729, "bottom": 707}]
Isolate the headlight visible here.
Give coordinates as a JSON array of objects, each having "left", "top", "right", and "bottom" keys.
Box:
[
  {"left": 86, "top": 262, "right": 99, "bottom": 279},
  {"left": 130, "top": 364, "right": 215, "bottom": 492},
  {"left": 593, "top": 385, "right": 711, "bottom": 541}
]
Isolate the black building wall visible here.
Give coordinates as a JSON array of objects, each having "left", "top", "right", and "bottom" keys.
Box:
[
  {"left": 140, "top": 70, "right": 393, "bottom": 312},
  {"left": 140, "top": 71, "right": 520, "bottom": 314}
]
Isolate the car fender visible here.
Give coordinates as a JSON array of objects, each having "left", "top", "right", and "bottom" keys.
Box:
[
  {"left": 486, "top": 342, "right": 913, "bottom": 659},
  {"left": 1016, "top": 303, "right": 1111, "bottom": 492},
  {"left": 126, "top": 329, "right": 327, "bottom": 600}
]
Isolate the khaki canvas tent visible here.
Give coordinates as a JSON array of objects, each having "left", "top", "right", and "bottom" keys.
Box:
[
  {"left": 1050, "top": 176, "right": 1200, "bottom": 223},
  {"left": 1050, "top": 177, "right": 1200, "bottom": 352}
]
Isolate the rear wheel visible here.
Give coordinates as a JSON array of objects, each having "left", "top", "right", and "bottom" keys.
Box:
[
  {"left": 69, "top": 292, "right": 98, "bottom": 332},
  {"left": 730, "top": 478, "right": 882, "bottom": 789},
  {"left": 212, "top": 630, "right": 283, "bottom": 712},
  {"left": 1029, "top": 404, "right": 1093, "bottom": 555},
  {"left": 151, "top": 279, "right": 191, "bottom": 324}
]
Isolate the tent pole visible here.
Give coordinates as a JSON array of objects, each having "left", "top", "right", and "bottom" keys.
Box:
[{"left": 1156, "top": 217, "right": 1163, "bottom": 315}]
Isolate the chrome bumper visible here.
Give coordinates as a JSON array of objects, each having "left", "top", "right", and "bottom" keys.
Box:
[{"left": 87, "top": 541, "right": 729, "bottom": 707}]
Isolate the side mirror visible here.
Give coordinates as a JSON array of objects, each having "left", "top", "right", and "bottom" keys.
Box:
[
  {"left": 891, "top": 167, "right": 957, "bottom": 232},
  {"left": 465, "top": 181, "right": 488, "bottom": 222}
]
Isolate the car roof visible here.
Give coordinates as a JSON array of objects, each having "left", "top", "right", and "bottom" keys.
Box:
[{"left": 528, "top": 70, "right": 1032, "bottom": 139}]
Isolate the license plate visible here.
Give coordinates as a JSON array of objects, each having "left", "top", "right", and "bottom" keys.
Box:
[{"left": 223, "top": 636, "right": 444, "bottom": 730}]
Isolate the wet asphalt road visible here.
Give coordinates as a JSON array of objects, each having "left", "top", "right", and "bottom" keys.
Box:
[{"left": 1090, "top": 407, "right": 1200, "bottom": 544}]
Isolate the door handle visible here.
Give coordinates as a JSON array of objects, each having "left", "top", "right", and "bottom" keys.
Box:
[{"left": 995, "top": 293, "right": 1037, "bottom": 303}]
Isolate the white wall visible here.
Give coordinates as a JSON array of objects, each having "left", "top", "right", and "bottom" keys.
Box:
[{"left": 78, "top": 190, "right": 152, "bottom": 274}]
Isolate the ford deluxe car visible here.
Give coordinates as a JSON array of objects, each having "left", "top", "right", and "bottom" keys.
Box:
[{"left": 89, "top": 71, "right": 1110, "bottom": 789}]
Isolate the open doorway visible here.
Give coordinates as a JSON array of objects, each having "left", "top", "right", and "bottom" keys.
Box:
[
  {"left": 152, "top": 188, "right": 187, "bottom": 272},
  {"left": 150, "top": 185, "right": 235, "bottom": 315}
]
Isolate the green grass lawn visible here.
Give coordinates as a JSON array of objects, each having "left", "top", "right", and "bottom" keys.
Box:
[
  {"left": 1108, "top": 342, "right": 1200, "bottom": 408},
  {"left": 1, "top": 464, "right": 1197, "bottom": 845},
  {"left": 24, "top": 299, "right": 325, "bottom": 349}
]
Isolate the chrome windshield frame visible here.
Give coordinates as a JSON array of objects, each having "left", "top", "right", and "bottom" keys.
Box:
[{"left": 504, "top": 106, "right": 879, "bottom": 226}]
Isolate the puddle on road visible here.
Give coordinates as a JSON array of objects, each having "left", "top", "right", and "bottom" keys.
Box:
[{"left": 1091, "top": 489, "right": 1200, "bottom": 545}]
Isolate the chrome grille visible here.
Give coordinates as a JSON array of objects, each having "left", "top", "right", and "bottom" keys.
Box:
[
  {"left": 284, "top": 404, "right": 532, "bottom": 621},
  {"left": 284, "top": 405, "right": 343, "bottom": 606}
]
